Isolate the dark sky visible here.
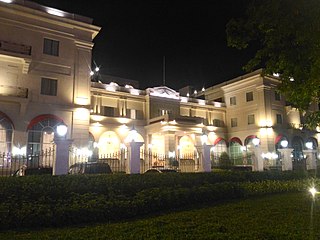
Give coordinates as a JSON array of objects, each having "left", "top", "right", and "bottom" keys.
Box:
[{"left": 32, "top": 0, "right": 255, "bottom": 90}]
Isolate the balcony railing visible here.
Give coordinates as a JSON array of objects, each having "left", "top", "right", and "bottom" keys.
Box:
[
  {"left": 0, "top": 85, "right": 28, "bottom": 98},
  {"left": 0, "top": 40, "right": 32, "bottom": 56}
]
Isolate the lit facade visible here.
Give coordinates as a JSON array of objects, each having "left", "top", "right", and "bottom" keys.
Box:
[{"left": 0, "top": 1, "right": 318, "bottom": 171}]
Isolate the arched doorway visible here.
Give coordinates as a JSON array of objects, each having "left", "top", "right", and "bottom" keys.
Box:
[
  {"left": 291, "top": 136, "right": 304, "bottom": 170},
  {"left": 98, "top": 131, "right": 120, "bottom": 157},
  {"left": 27, "top": 114, "right": 63, "bottom": 155},
  {"left": 27, "top": 114, "right": 62, "bottom": 168},
  {"left": 179, "top": 135, "right": 196, "bottom": 172},
  {"left": 210, "top": 137, "right": 227, "bottom": 167},
  {"left": 229, "top": 137, "right": 243, "bottom": 165},
  {"left": 179, "top": 135, "right": 195, "bottom": 159},
  {"left": 244, "top": 135, "right": 259, "bottom": 165}
]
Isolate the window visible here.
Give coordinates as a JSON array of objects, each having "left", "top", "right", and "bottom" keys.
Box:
[
  {"left": 230, "top": 96, "right": 236, "bottom": 106},
  {"left": 276, "top": 114, "right": 283, "bottom": 124},
  {"left": 43, "top": 38, "right": 59, "bottom": 56},
  {"left": 213, "top": 119, "right": 224, "bottom": 127},
  {"left": 130, "top": 109, "right": 136, "bottom": 119},
  {"left": 102, "top": 106, "right": 115, "bottom": 117},
  {"left": 41, "top": 78, "right": 57, "bottom": 96},
  {"left": 248, "top": 114, "right": 255, "bottom": 125},
  {"left": 231, "top": 118, "right": 237, "bottom": 127},
  {"left": 159, "top": 109, "right": 171, "bottom": 116},
  {"left": 246, "top": 92, "right": 253, "bottom": 102},
  {"left": 275, "top": 91, "right": 281, "bottom": 101}
]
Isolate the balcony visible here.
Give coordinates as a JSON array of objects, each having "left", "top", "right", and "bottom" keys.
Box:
[
  {"left": 0, "top": 85, "right": 28, "bottom": 98},
  {"left": 0, "top": 40, "right": 32, "bottom": 56}
]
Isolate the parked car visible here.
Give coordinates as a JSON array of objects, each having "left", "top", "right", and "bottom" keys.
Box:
[
  {"left": 144, "top": 168, "right": 178, "bottom": 174},
  {"left": 69, "top": 162, "right": 112, "bottom": 174}
]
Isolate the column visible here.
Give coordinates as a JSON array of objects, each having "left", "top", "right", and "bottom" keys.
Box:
[
  {"left": 126, "top": 141, "right": 143, "bottom": 174},
  {"left": 252, "top": 147, "right": 264, "bottom": 171},
  {"left": 278, "top": 148, "right": 293, "bottom": 171},
  {"left": 303, "top": 149, "right": 317, "bottom": 170},
  {"left": 196, "top": 144, "right": 213, "bottom": 172},
  {"left": 53, "top": 138, "right": 73, "bottom": 175}
]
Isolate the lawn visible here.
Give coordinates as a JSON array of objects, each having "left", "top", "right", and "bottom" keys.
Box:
[{"left": 2, "top": 192, "right": 319, "bottom": 240}]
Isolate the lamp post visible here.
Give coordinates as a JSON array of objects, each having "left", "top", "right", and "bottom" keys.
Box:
[{"left": 53, "top": 122, "right": 73, "bottom": 175}]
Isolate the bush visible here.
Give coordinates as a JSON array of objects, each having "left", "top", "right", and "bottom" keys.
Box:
[
  {"left": 219, "top": 152, "right": 232, "bottom": 169},
  {"left": 0, "top": 171, "right": 315, "bottom": 230}
]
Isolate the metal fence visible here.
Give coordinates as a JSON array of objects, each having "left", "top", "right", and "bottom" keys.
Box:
[
  {"left": 0, "top": 148, "right": 55, "bottom": 177},
  {"left": 140, "top": 150, "right": 199, "bottom": 173}
]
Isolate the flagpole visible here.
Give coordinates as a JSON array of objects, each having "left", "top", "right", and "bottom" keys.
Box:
[{"left": 163, "top": 56, "right": 166, "bottom": 86}]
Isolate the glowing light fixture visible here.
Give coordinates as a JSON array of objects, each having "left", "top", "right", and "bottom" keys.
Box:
[
  {"left": 309, "top": 187, "right": 318, "bottom": 198},
  {"left": 280, "top": 140, "right": 288, "bottom": 148},
  {"left": 56, "top": 123, "right": 67, "bottom": 137},
  {"left": 252, "top": 137, "right": 260, "bottom": 146},
  {"left": 46, "top": 7, "right": 65, "bottom": 17},
  {"left": 306, "top": 142, "right": 313, "bottom": 150},
  {"left": 0, "top": 0, "right": 13, "bottom": 3}
]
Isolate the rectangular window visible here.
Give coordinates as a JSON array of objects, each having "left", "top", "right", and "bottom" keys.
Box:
[
  {"left": 130, "top": 109, "right": 136, "bottom": 119},
  {"left": 275, "top": 91, "right": 281, "bottom": 101},
  {"left": 231, "top": 118, "right": 237, "bottom": 127},
  {"left": 246, "top": 92, "right": 253, "bottom": 102},
  {"left": 41, "top": 78, "right": 57, "bottom": 96},
  {"left": 276, "top": 114, "right": 283, "bottom": 124},
  {"left": 248, "top": 114, "right": 255, "bottom": 125},
  {"left": 159, "top": 109, "right": 171, "bottom": 116},
  {"left": 230, "top": 96, "right": 236, "bottom": 106},
  {"left": 102, "top": 106, "right": 115, "bottom": 117},
  {"left": 43, "top": 38, "right": 59, "bottom": 56}
]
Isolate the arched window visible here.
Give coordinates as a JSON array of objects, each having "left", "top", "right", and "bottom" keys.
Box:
[
  {"left": 27, "top": 114, "right": 62, "bottom": 155},
  {"left": 0, "top": 112, "right": 13, "bottom": 153},
  {"left": 229, "top": 137, "right": 243, "bottom": 165},
  {"left": 211, "top": 138, "right": 227, "bottom": 166},
  {"left": 291, "top": 136, "right": 304, "bottom": 161}
]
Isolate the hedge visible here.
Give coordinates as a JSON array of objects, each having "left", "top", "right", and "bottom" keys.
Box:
[{"left": 0, "top": 171, "right": 317, "bottom": 230}]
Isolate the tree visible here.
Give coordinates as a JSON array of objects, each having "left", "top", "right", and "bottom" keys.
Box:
[{"left": 226, "top": 0, "right": 320, "bottom": 128}]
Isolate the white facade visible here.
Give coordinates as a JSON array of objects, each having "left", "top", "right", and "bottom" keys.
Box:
[{"left": 0, "top": 1, "right": 318, "bottom": 172}]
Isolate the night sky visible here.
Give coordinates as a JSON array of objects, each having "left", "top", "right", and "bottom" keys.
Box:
[{"left": 32, "top": 0, "right": 255, "bottom": 91}]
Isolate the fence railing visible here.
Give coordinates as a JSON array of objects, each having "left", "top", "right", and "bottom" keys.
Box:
[{"left": 0, "top": 148, "right": 55, "bottom": 177}]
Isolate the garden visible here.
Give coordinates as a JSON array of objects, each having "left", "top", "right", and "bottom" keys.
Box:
[{"left": 0, "top": 170, "right": 319, "bottom": 239}]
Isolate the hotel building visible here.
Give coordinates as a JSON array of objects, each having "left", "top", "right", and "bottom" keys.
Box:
[{"left": 0, "top": 0, "right": 318, "bottom": 172}]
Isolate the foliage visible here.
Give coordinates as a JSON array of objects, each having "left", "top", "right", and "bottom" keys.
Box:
[
  {"left": 2, "top": 192, "right": 320, "bottom": 239},
  {"left": 0, "top": 171, "right": 314, "bottom": 230},
  {"left": 219, "top": 152, "right": 232, "bottom": 169},
  {"left": 226, "top": 0, "right": 320, "bottom": 128}
]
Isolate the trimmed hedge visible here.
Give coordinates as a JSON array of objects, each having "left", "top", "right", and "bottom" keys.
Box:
[{"left": 0, "top": 171, "right": 317, "bottom": 230}]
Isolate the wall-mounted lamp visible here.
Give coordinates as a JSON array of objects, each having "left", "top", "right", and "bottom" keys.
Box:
[
  {"left": 252, "top": 137, "right": 260, "bottom": 147},
  {"left": 56, "top": 123, "right": 68, "bottom": 137},
  {"left": 280, "top": 140, "right": 288, "bottom": 148},
  {"left": 306, "top": 142, "right": 313, "bottom": 150}
]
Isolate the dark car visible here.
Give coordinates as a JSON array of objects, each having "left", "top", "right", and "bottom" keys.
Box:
[
  {"left": 144, "top": 168, "right": 178, "bottom": 174},
  {"left": 69, "top": 162, "right": 112, "bottom": 174}
]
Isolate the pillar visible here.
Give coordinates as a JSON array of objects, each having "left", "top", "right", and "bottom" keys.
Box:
[
  {"left": 303, "top": 149, "right": 317, "bottom": 170},
  {"left": 53, "top": 138, "right": 73, "bottom": 175},
  {"left": 252, "top": 147, "right": 264, "bottom": 171},
  {"left": 126, "top": 141, "right": 143, "bottom": 174},
  {"left": 278, "top": 148, "right": 293, "bottom": 171},
  {"left": 196, "top": 144, "right": 212, "bottom": 172}
]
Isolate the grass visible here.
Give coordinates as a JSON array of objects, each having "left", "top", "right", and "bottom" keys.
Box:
[{"left": 2, "top": 192, "right": 320, "bottom": 240}]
